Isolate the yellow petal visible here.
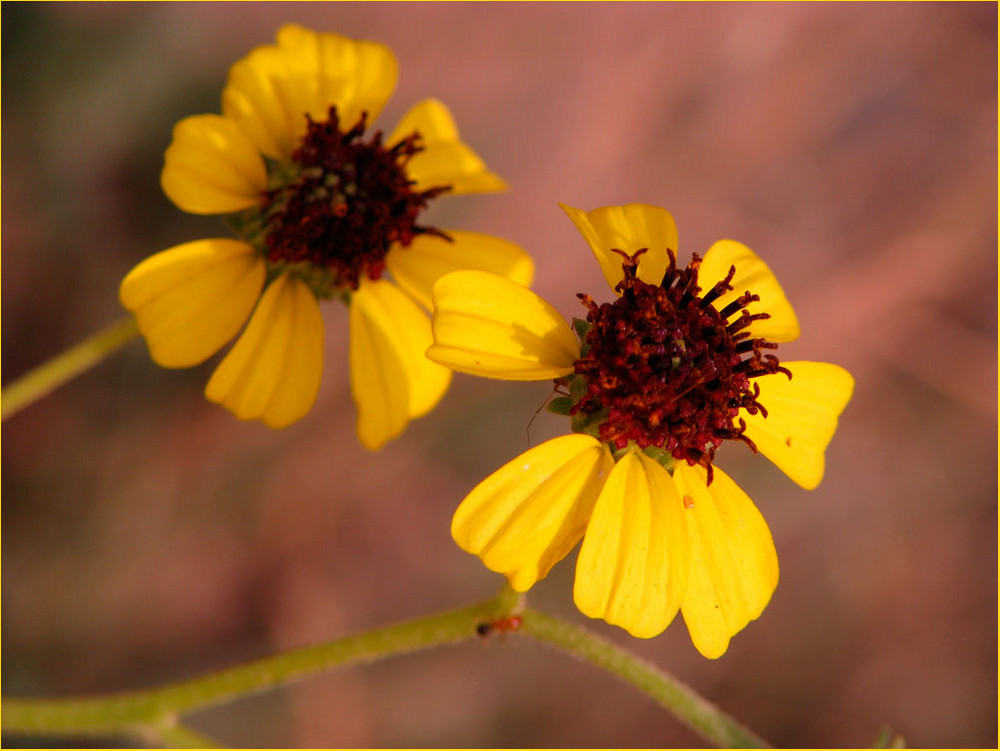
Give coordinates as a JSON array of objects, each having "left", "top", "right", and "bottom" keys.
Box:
[
  {"left": 574, "top": 449, "right": 691, "bottom": 638},
  {"left": 120, "top": 239, "right": 265, "bottom": 368},
  {"left": 427, "top": 270, "right": 579, "bottom": 380},
  {"left": 698, "top": 240, "right": 800, "bottom": 343},
  {"left": 452, "top": 434, "right": 614, "bottom": 591},
  {"left": 349, "top": 279, "right": 452, "bottom": 450},
  {"left": 742, "top": 361, "right": 854, "bottom": 490},
  {"left": 559, "top": 203, "right": 675, "bottom": 291},
  {"left": 673, "top": 463, "right": 778, "bottom": 659},
  {"left": 160, "top": 115, "right": 267, "bottom": 215},
  {"left": 389, "top": 99, "right": 507, "bottom": 194},
  {"left": 205, "top": 274, "right": 324, "bottom": 428},
  {"left": 222, "top": 24, "right": 398, "bottom": 160},
  {"left": 385, "top": 231, "right": 534, "bottom": 312}
]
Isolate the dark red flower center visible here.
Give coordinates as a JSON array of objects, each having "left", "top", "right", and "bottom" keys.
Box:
[
  {"left": 258, "top": 106, "right": 450, "bottom": 294},
  {"left": 561, "top": 248, "right": 790, "bottom": 481}
]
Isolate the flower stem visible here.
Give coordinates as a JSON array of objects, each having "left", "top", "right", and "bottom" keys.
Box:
[
  {"left": 520, "top": 607, "right": 770, "bottom": 748},
  {"left": 1, "top": 587, "right": 521, "bottom": 742},
  {"left": 2, "top": 315, "right": 140, "bottom": 420},
  {"left": 139, "top": 719, "right": 222, "bottom": 749},
  {"left": 3, "top": 587, "right": 768, "bottom": 749}
]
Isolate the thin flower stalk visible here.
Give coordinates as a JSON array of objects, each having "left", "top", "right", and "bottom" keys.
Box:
[
  {"left": 1, "top": 587, "right": 769, "bottom": 748},
  {"left": 1, "top": 315, "right": 139, "bottom": 420},
  {"left": 520, "top": 608, "right": 769, "bottom": 748}
]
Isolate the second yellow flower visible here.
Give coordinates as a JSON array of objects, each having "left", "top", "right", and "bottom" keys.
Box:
[{"left": 120, "top": 24, "right": 532, "bottom": 447}]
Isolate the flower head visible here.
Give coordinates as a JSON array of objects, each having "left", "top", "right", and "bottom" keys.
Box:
[
  {"left": 120, "top": 25, "right": 532, "bottom": 447},
  {"left": 427, "top": 203, "right": 853, "bottom": 657}
]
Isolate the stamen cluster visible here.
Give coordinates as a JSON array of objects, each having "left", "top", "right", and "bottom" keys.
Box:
[
  {"left": 567, "top": 249, "right": 790, "bottom": 479},
  {"left": 261, "top": 106, "right": 450, "bottom": 291}
]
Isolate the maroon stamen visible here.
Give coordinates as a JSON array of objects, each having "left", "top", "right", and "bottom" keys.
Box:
[
  {"left": 260, "top": 106, "right": 450, "bottom": 292},
  {"left": 561, "top": 248, "right": 791, "bottom": 481}
]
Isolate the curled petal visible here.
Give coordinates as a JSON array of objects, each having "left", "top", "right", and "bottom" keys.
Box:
[
  {"left": 574, "top": 449, "right": 690, "bottom": 638},
  {"left": 223, "top": 24, "right": 398, "bottom": 159},
  {"left": 390, "top": 99, "right": 507, "bottom": 194},
  {"left": 452, "top": 434, "right": 613, "bottom": 591},
  {"left": 349, "top": 279, "right": 452, "bottom": 450},
  {"left": 673, "top": 463, "right": 779, "bottom": 659},
  {"left": 427, "top": 271, "right": 579, "bottom": 380},
  {"left": 698, "top": 240, "right": 800, "bottom": 343},
  {"left": 161, "top": 115, "right": 268, "bottom": 215},
  {"left": 742, "top": 361, "right": 854, "bottom": 490},
  {"left": 560, "top": 203, "right": 675, "bottom": 291},
  {"left": 205, "top": 274, "right": 324, "bottom": 429},
  {"left": 386, "top": 231, "right": 534, "bottom": 312},
  {"left": 120, "top": 239, "right": 265, "bottom": 368}
]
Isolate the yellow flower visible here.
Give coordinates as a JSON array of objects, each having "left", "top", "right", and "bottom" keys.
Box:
[
  {"left": 427, "top": 203, "right": 854, "bottom": 657},
  {"left": 120, "top": 25, "right": 532, "bottom": 446}
]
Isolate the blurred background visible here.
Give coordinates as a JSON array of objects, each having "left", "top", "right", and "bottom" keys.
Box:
[{"left": 2, "top": 2, "right": 996, "bottom": 747}]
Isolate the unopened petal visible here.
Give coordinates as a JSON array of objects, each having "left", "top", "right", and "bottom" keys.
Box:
[
  {"left": 452, "top": 434, "right": 613, "bottom": 591},
  {"left": 574, "top": 449, "right": 690, "bottom": 638},
  {"left": 427, "top": 271, "right": 579, "bottom": 380},
  {"left": 120, "top": 239, "right": 265, "bottom": 368},
  {"left": 205, "top": 274, "right": 324, "bottom": 428},
  {"left": 673, "top": 463, "right": 779, "bottom": 659},
  {"left": 390, "top": 99, "right": 507, "bottom": 194},
  {"left": 161, "top": 115, "right": 267, "bottom": 215},
  {"left": 223, "top": 24, "right": 397, "bottom": 159},
  {"left": 349, "top": 279, "right": 452, "bottom": 450},
  {"left": 386, "top": 231, "right": 534, "bottom": 312},
  {"left": 742, "top": 361, "right": 854, "bottom": 490},
  {"left": 559, "top": 203, "right": 675, "bottom": 291},
  {"left": 698, "top": 240, "right": 799, "bottom": 343}
]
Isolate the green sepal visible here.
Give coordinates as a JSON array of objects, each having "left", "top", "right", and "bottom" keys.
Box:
[
  {"left": 547, "top": 396, "right": 574, "bottom": 416},
  {"left": 570, "top": 406, "right": 607, "bottom": 440},
  {"left": 572, "top": 317, "right": 592, "bottom": 355},
  {"left": 567, "top": 373, "right": 589, "bottom": 402},
  {"left": 225, "top": 208, "right": 268, "bottom": 251},
  {"left": 642, "top": 445, "right": 676, "bottom": 472},
  {"left": 609, "top": 443, "right": 630, "bottom": 462}
]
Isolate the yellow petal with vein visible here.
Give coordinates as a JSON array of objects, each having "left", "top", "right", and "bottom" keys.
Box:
[
  {"left": 673, "top": 463, "right": 778, "bottom": 659},
  {"left": 349, "top": 279, "right": 452, "bottom": 450},
  {"left": 223, "top": 24, "right": 397, "bottom": 159},
  {"left": 427, "top": 271, "right": 579, "bottom": 380},
  {"left": 161, "top": 115, "right": 267, "bottom": 215},
  {"left": 574, "top": 449, "right": 690, "bottom": 638},
  {"left": 390, "top": 99, "right": 507, "bottom": 194},
  {"left": 205, "top": 274, "right": 324, "bottom": 428},
  {"left": 120, "top": 239, "right": 265, "bottom": 368},
  {"left": 559, "top": 203, "right": 675, "bottom": 291},
  {"left": 742, "top": 361, "right": 854, "bottom": 489},
  {"left": 453, "top": 434, "right": 613, "bottom": 591},
  {"left": 698, "top": 240, "right": 799, "bottom": 343},
  {"left": 386, "top": 231, "right": 534, "bottom": 312}
]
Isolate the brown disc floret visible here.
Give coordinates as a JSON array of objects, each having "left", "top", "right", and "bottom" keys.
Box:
[
  {"left": 565, "top": 248, "right": 790, "bottom": 481},
  {"left": 260, "top": 106, "right": 450, "bottom": 292}
]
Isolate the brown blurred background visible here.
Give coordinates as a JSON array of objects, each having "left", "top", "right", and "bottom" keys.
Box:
[{"left": 2, "top": 2, "right": 996, "bottom": 748}]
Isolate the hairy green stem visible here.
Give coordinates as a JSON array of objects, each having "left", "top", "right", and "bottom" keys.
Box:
[
  {"left": 2, "top": 315, "right": 139, "bottom": 420},
  {"left": 139, "top": 719, "right": 222, "bottom": 749},
  {"left": 520, "top": 607, "right": 770, "bottom": 748},
  {"left": 3, "top": 587, "right": 768, "bottom": 748},
  {"left": 2, "top": 587, "right": 521, "bottom": 742}
]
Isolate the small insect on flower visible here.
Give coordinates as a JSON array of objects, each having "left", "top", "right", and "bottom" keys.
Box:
[{"left": 475, "top": 615, "right": 524, "bottom": 640}]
